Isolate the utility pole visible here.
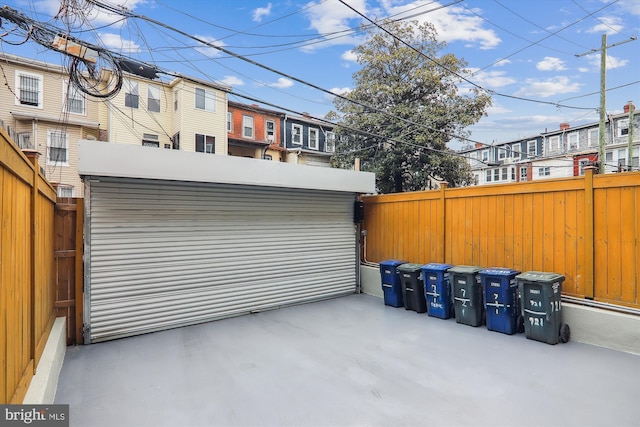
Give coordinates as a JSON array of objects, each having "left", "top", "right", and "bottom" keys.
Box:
[{"left": 576, "top": 35, "right": 637, "bottom": 174}]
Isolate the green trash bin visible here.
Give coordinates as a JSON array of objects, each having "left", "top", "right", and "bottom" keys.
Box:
[
  {"left": 517, "top": 271, "right": 570, "bottom": 345},
  {"left": 449, "top": 265, "right": 484, "bottom": 327}
]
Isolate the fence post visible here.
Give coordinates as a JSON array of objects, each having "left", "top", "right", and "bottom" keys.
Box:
[
  {"left": 75, "top": 198, "right": 84, "bottom": 344},
  {"left": 439, "top": 182, "right": 448, "bottom": 262},
  {"left": 23, "top": 150, "right": 39, "bottom": 373},
  {"left": 584, "top": 166, "right": 595, "bottom": 299}
]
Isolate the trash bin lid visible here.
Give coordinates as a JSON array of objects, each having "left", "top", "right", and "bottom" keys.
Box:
[
  {"left": 379, "top": 259, "right": 407, "bottom": 268},
  {"left": 516, "top": 271, "right": 565, "bottom": 283},
  {"left": 479, "top": 267, "right": 520, "bottom": 277},
  {"left": 421, "top": 263, "right": 453, "bottom": 272},
  {"left": 397, "top": 263, "right": 424, "bottom": 273},
  {"left": 448, "top": 265, "right": 483, "bottom": 274}
]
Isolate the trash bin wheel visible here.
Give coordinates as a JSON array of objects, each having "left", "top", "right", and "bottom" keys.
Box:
[
  {"left": 516, "top": 315, "right": 525, "bottom": 333},
  {"left": 559, "top": 323, "right": 570, "bottom": 343}
]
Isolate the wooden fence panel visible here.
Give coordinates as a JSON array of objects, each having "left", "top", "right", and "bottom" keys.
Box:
[
  {"left": 0, "top": 128, "right": 56, "bottom": 404},
  {"left": 362, "top": 171, "right": 640, "bottom": 309}
]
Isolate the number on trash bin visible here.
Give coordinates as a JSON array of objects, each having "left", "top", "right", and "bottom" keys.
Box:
[
  {"left": 528, "top": 317, "right": 544, "bottom": 327},
  {"left": 461, "top": 288, "right": 466, "bottom": 298},
  {"left": 550, "top": 301, "right": 561, "bottom": 312},
  {"left": 431, "top": 284, "right": 437, "bottom": 295}
]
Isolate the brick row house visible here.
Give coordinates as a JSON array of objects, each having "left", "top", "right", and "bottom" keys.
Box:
[
  {"left": 1, "top": 53, "right": 337, "bottom": 198},
  {"left": 462, "top": 103, "right": 639, "bottom": 185}
]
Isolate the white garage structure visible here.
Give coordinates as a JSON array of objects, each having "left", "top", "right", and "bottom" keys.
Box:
[{"left": 79, "top": 141, "right": 375, "bottom": 343}]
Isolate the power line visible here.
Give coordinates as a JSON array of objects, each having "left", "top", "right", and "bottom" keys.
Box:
[
  {"left": 336, "top": 0, "right": 595, "bottom": 111},
  {"left": 557, "top": 80, "right": 640, "bottom": 102}
]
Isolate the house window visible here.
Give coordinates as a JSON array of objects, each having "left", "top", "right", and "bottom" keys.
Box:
[
  {"left": 63, "top": 80, "right": 85, "bottom": 115},
  {"left": 546, "top": 136, "right": 559, "bottom": 154},
  {"left": 474, "top": 174, "right": 479, "bottom": 185},
  {"left": 172, "top": 132, "right": 180, "bottom": 150},
  {"left": 568, "top": 132, "right": 579, "bottom": 151},
  {"left": 520, "top": 166, "right": 528, "bottom": 181},
  {"left": 493, "top": 169, "right": 500, "bottom": 181},
  {"left": 527, "top": 140, "right": 537, "bottom": 157},
  {"left": 511, "top": 167, "right": 516, "bottom": 181},
  {"left": 196, "top": 134, "right": 215, "bottom": 153},
  {"left": 264, "top": 154, "right": 273, "bottom": 161},
  {"left": 538, "top": 167, "right": 550, "bottom": 177},
  {"left": 47, "top": 130, "right": 68, "bottom": 166},
  {"left": 486, "top": 170, "right": 492, "bottom": 182},
  {"left": 292, "top": 124, "right": 302, "bottom": 145},
  {"left": 164, "top": 143, "right": 171, "bottom": 149},
  {"left": 482, "top": 149, "right": 489, "bottom": 162},
  {"left": 227, "top": 112, "right": 233, "bottom": 132},
  {"left": 498, "top": 146, "right": 506, "bottom": 160},
  {"left": 243, "top": 116, "right": 254, "bottom": 139},
  {"left": 173, "top": 90, "right": 179, "bottom": 111},
  {"left": 17, "top": 132, "right": 33, "bottom": 150},
  {"left": 147, "top": 85, "right": 161, "bottom": 112},
  {"left": 588, "top": 128, "right": 599, "bottom": 147},
  {"left": 512, "top": 144, "right": 520, "bottom": 159},
  {"left": 618, "top": 119, "right": 629, "bottom": 137},
  {"left": 605, "top": 151, "right": 613, "bottom": 163},
  {"left": 325, "top": 131, "right": 336, "bottom": 153},
  {"left": 57, "top": 185, "right": 74, "bottom": 198},
  {"left": 142, "top": 133, "right": 159, "bottom": 147},
  {"left": 579, "top": 160, "right": 589, "bottom": 175},
  {"left": 501, "top": 167, "right": 507, "bottom": 180},
  {"left": 266, "top": 120, "right": 275, "bottom": 142},
  {"left": 124, "top": 80, "right": 139, "bottom": 108},
  {"left": 195, "top": 87, "right": 215, "bottom": 111},
  {"left": 308, "top": 128, "right": 319, "bottom": 150},
  {"left": 16, "top": 71, "right": 43, "bottom": 107},
  {"left": 618, "top": 149, "right": 626, "bottom": 168}
]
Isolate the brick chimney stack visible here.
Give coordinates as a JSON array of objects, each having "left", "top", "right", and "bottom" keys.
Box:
[
  {"left": 624, "top": 101, "right": 635, "bottom": 113},
  {"left": 475, "top": 142, "right": 483, "bottom": 148},
  {"left": 560, "top": 123, "right": 570, "bottom": 131}
]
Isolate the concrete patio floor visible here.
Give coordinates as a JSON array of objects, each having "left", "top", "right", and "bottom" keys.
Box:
[{"left": 55, "top": 294, "right": 640, "bottom": 427}]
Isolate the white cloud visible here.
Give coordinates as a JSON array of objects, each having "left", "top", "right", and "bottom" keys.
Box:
[
  {"left": 494, "top": 59, "right": 511, "bottom": 67},
  {"left": 536, "top": 57, "right": 566, "bottom": 71},
  {"left": 194, "top": 35, "right": 226, "bottom": 57},
  {"left": 588, "top": 54, "right": 629, "bottom": 70},
  {"left": 220, "top": 76, "right": 244, "bottom": 86},
  {"left": 485, "top": 103, "right": 511, "bottom": 115},
  {"left": 466, "top": 69, "right": 516, "bottom": 88},
  {"left": 301, "top": 0, "right": 368, "bottom": 51},
  {"left": 341, "top": 50, "right": 358, "bottom": 62},
  {"left": 578, "top": 67, "right": 590, "bottom": 73},
  {"left": 268, "top": 78, "right": 294, "bottom": 89},
  {"left": 617, "top": 0, "right": 640, "bottom": 15},
  {"left": 515, "top": 77, "right": 581, "bottom": 98},
  {"left": 586, "top": 16, "right": 624, "bottom": 34},
  {"left": 252, "top": 3, "right": 272, "bottom": 22},
  {"left": 330, "top": 87, "right": 351, "bottom": 95},
  {"left": 381, "top": 1, "right": 501, "bottom": 49},
  {"left": 98, "top": 33, "right": 140, "bottom": 53}
]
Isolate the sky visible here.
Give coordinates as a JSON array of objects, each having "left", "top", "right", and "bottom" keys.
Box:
[{"left": 1, "top": 0, "right": 639, "bottom": 149}]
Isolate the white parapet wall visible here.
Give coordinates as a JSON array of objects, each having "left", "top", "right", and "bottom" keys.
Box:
[
  {"left": 360, "top": 264, "right": 640, "bottom": 355},
  {"left": 23, "top": 317, "right": 67, "bottom": 404}
]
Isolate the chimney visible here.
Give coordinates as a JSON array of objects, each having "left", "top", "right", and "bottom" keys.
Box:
[
  {"left": 475, "top": 142, "right": 483, "bottom": 149},
  {"left": 560, "top": 123, "right": 570, "bottom": 131},
  {"left": 624, "top": 101, "right": 635, "bottom": 113}
]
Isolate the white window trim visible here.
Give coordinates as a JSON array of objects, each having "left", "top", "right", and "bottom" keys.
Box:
[
  {"left": 292, "top": 124, "right": 303, "bottom": 145},
  {"left": 617, "top": 119, "right": 629, "bottom": 137},
  {"left": 124, "top": 79, "right": 139, "bottom": 109},
  {"left": 195, "top": 133, "right": 215, "bottom": 154},
  {"left": 308, "top": 128, "right": 319, "bottom": 150},
  {"left": 266, "top": 120, "right": 276, "bottom": 142},
  {"left": 482, "top": 149, "right": 489, "bottom": 161},
  {"left": 56, "top": 185, "right": 74, "bottom": 198},
  {"left": 15, "top": 70, "right": 43, "bottom": 109},
  {"left": 147, "top": 85, "right": 161, "bottom": 113},
  {"left": 588, "top": 128, "right": 599, "bottom": 147},
  {"left": 62, "top": 80, "right": 86, "bottom": 115},
  {"left": 512, "top": 144, "right": 520, "bottom": 158},
  {"left": 195, "top": 87, "right": 216, "bottom": 112},
  {"left": 527, "top": 140, "right": 537, "bottom": 157},
  {"left": 548, "top": 136, "right": 559, "bottom": 153},
  {"left": 173, "top": 90, "right": 179, "bottom": 112},
  {"left": 242, "top": 115, "right": 254, "bottom": 139},
  {"left": 46, "top": 129, "right": 69, "bottom": 166},
  {"left": 325, "top": 131, "right": 336, "bottom": 153},
  {"left": 227, "top": 112, "right": 233, "bottom": 133},
  {"left": 568, "top": 132, "right": 579, "bottom": 150}
]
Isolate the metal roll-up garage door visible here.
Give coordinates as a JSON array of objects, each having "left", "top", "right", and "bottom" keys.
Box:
[{"left": 85, "top": 177, "right": 358, "bottom": 343}]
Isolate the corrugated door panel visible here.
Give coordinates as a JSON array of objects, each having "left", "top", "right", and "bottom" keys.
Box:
[{"left": 86, "top": 178, "right": 356, "bottom": 342}]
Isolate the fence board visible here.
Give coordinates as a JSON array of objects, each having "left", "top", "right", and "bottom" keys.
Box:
[
  {"left": 1, "top": 129, "right": 57, "bottom": 404},
  {"left": 362, "top": 171, "right": 640, "bottom": 309}
]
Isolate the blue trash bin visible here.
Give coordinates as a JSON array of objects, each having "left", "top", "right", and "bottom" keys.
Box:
[
  {"left": 379, "top": 260, "right": 406, "bottom": 307},
  {"left": 479, "top": 268, "right": 521, "bottom": 335},
  {"left": 421, "top": 263, "right": 454, "bottom": 319}
]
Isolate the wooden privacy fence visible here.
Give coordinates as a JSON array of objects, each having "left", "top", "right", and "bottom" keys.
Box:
[
  {"left": 362, "top": 168, "right": 640, "bottom": 309},
  {"left": 1, "top": 127, "right": 57, "bottom": 404}
]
